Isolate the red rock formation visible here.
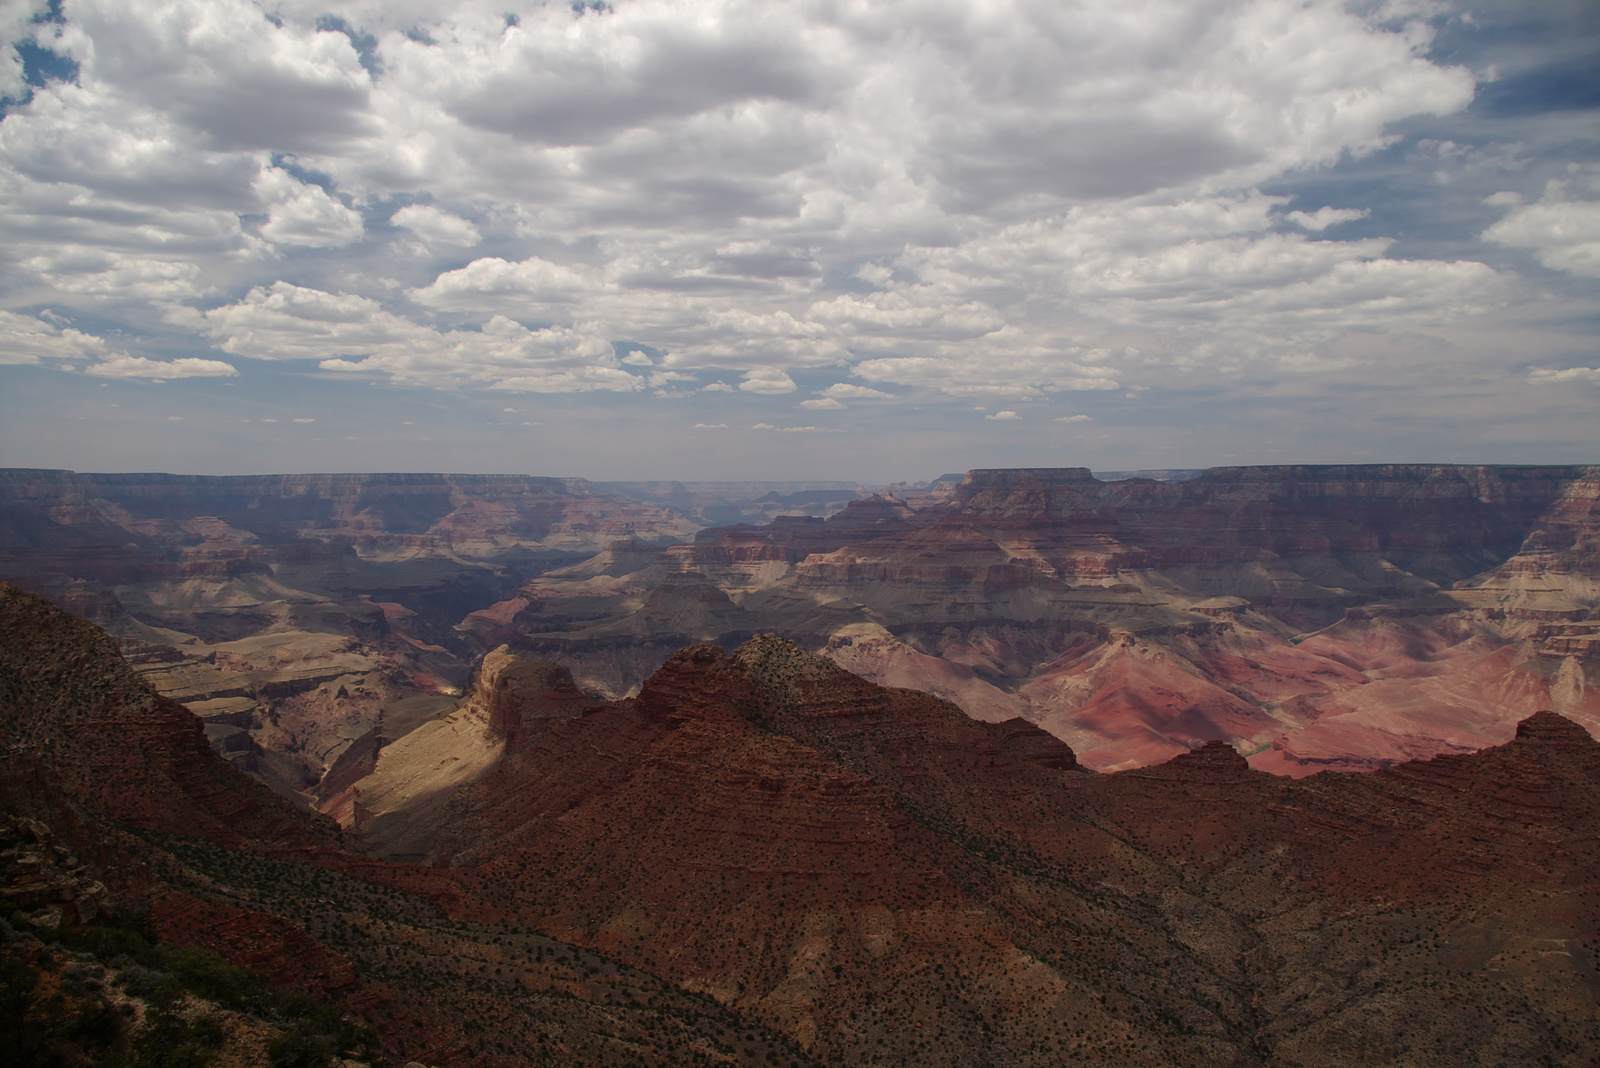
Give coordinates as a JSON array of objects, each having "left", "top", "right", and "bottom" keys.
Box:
[
  {"left": 2, "top": 584, "right": 814, "bottom": 1068},
  {"left": 425, "top": 637, "right": 1599, "bottom": 1064}
]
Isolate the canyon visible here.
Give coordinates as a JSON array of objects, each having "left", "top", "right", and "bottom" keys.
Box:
[
  {"left": 3, "top": 464, "right": 1596, "bottom": 813},
  {"left": 2, "top": 581, "right": 1596, "bottom": 1065},
  {"left": 0, "top": 469, "right": 864, "bottom": 805},
  {"left": 457, "top": 464, "right": 1600, "bottom": 779}
]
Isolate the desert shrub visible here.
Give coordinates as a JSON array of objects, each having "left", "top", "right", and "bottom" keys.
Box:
[{"left": 267, "top": 1021, "right": 340, "bottom": 1068}]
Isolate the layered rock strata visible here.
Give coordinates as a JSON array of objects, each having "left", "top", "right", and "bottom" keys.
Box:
[
  {"left": 412, "top": 638, "right": 1600, "bottom": 1066},
  {"left": 0, "top": 583, "right": 825, "bottom": 1067},
  {"left": 501, "top": 464, "right": 1600, "bottom": 774}
]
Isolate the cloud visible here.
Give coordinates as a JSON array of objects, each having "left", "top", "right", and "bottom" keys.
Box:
[
  {"left": 0, "top": 311, "right": 115, "bottom": 365},
  {"left": 738, "top": 367, "right": 797, "bottom": 394},
  {"left": 1482, "top": 184, "right": 1600, "bottom": 277},
  {"left": 0, "top": 0, "right": 1585, "bottom": 468},
  {"left": 390, "top": 204, "right": 482, "bottom": 248},
  {"left": 986, "top": 410, "right": 1022, "bottom": 420},
  {"left": 84, "top": 355, "right": 238, "bottom": 378},
  {"left": 200, "top": 281, "right": 640, "bottom": 392},
  {"left": 692, "top": 422, "right": 729, "bottom": 429},
  {"left": 1285, "top": 207, "right": 1371, "bottom": 231},
  {"left": 24, "top": 252, "right": 208, "bottom": 301},
  {"left": 820, "top": 383, "right": 892, "bottom": 399},
  {"left": 808, "top": 289, "right": 1003, "bottom": 342},
  {"left": 408, "top": 255, "right": 597, "bottom": 313},
  {"left": 425, "top": 1, "right": 834, "bottom": 149},
  {"left": 1528, "top": 367, "right": 1600, "bottom": 385},
  {"left": 1055, "top": 414, "right": 1093, "bottom": 423},
  {"left": 751, "top": 422, "right": 826, "bottom": 432},
  {"left": 254, "top": 166, "right": 365, "bottom": 248},
  {"left": 63, "top": 0, "right": 373, "bottom": 154},
  {"left": 855, "top": 351, "right": 1121, "bottom": 398},
  {"left": 0, "top": 1, "right": 40, "bottom": 102}
]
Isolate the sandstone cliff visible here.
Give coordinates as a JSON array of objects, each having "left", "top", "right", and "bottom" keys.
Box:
[{"left": 332, "top": 645, "right": 594, "bottom": 861}]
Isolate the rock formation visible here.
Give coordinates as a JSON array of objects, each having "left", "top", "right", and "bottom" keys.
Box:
[
  {"left": 0, "top": 582, "right": 820, "bottom": 1066},
  {"left": 405, "top": 637, "right": 1600, "bottom": 1065},
  {"left": 501, "top": 465, "right": 1600, "bottom": 775},
  {"left": 331, "top": 646, "right": 595, "bottom": 861}
]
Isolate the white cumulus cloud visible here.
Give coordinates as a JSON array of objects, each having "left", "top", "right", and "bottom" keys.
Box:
[
  {"left": 1285, "top": 207, "right": 1371, "bottom": 231},
  {"left": 85, "top": 355, "right": 238, "bottom": 378},
  {"left": 1, "top": 0, "right": 1585, "bottom": 464},
  {"left": 1528, "top": 367, "right": 1600, "bottom": 385},
  {"left": 390, "top": 203, "right": 482, "bottom": 248},
  {"left": 738, "top": 368, "right": 797, "bottom": 394},
  {"left": 254, "top": 166, "right": 365, "bottom": 248},
  {"left": 0, "top": 311, "right": 116, "bottom": 364},
  {"left": 1483, "top": 185, "right": 1600, "bottom": 277}
]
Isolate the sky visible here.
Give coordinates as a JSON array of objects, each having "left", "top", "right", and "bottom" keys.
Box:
[{"left": 0, "top": 0, "right": 1596, "bottom": 483}]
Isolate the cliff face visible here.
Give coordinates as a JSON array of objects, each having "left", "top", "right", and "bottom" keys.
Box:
[
  {"left": 327, "top": 646, "right": 595, "bottom": 861},
  {"left": 7, "top": 464, "right": 1600, "bottom": 802},
  {"left": 505, "top": 465, "right": 1600, "bottom": 775}
]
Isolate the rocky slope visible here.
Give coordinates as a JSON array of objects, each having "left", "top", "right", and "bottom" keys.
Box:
[
  {"left": 0, "top": 580, "right": 342, "bottom": 853},
  {"left": 500, "top": 464, "right": 1600, "bottom": 775},
  {"left": 2, "top": 584, "right": 1597, "bottom": 1066},
  {"left": 0, "top": 582, "right": 824, "bottom": 1067},
  {"left": 395, "top": 637, "right": 1599, "bottom": 1066}
]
